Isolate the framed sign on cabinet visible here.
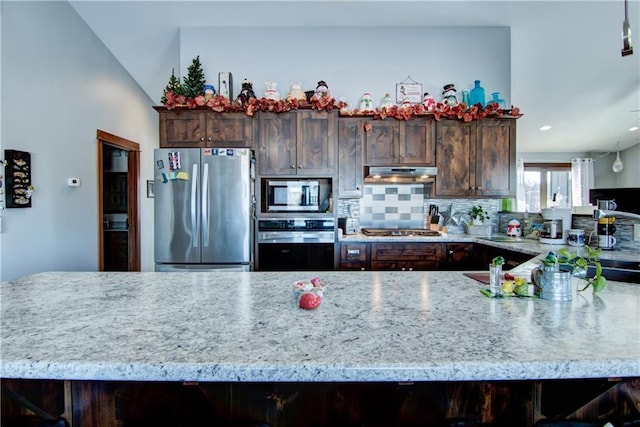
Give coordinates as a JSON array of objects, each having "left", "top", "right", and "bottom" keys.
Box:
[{"left": 396, "top": 77, "right": 422, "bottom": 103}]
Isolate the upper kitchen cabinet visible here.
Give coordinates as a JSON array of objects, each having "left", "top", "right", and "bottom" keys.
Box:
[
  {"left": 364, "top": 118, "right": 435, "bottom": 166},
  {"left": 257, "top": 110, "right": 337, "bottom": 176},
  {"left": 435, "top": 119, "right": 475, "bottom": 197},
  {"left": 475, "top": 119, "right": 517, "bottom": 197},
  {"left": 337, "top": 118, "right": 364, "bottom": 198},
  {"left": 435, "top": 118, "right": 516, "bottom": 198},
  {"left": 155, "top": 108, "right": 254, "bottom": 149}
]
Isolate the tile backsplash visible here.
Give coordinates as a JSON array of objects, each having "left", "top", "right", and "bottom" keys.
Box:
[
  {"left": 338, "top": 184, "right": 501, "bottom": 231},
  {"left": 338, "top": 187, "right": 640, "bottom": 250},
  {"left": 358, "top": 184, "right": 425, "bottom": 228}
]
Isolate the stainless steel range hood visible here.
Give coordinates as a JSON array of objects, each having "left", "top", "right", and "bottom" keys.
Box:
[{"left": 364, "top": 166, "right": 437, "bottom": 183}]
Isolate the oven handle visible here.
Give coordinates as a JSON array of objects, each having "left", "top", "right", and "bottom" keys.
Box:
[{"left": 258, "top": 231, "right": 334, "bottom": 244}]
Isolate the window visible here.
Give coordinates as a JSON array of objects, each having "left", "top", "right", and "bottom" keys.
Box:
[{"left": 521, "top": 163, "right": 572, "bottom": 212}]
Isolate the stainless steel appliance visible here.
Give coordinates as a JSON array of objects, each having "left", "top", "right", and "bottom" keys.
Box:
[
  {"left": 360, "top": 228, "right": 441, "bottom": 237},
  {"left": 265, "top": 179, "right": 332, "bottom": 212},
  {"left": 154, "top": 148, "right": 253, "bottom": 271},
  {"left": 539, "top": 207, "right": 572, "bottom": 245},
  {"left": 257, "top": 218, "right": 335, "bottom": 270},
  {"left": 364, "top": 166, "right": 437, "bottom": 183},
  {"left": 338, "top": 217, "right": 359, "bottom": 235}
]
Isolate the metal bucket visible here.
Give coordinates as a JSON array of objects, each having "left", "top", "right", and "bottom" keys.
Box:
[{"left": 532, "top": 267, "right": 573, "bottom": 301}]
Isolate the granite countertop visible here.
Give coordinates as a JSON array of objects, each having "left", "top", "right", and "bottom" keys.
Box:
[
  {"left": 1, "top": 271, "right": 639, "bottom": 383},
  {"left": 339, "top": 232, "right": 640, "bottom": 262}
]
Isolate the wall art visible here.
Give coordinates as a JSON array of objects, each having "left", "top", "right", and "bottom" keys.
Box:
[{"left": 4, "top": 149, "right": 32, "bottom": 208}]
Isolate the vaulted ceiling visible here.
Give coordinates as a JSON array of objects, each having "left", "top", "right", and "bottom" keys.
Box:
[{"left": 69, "top": 0, "right": 640, "bottom": 153}]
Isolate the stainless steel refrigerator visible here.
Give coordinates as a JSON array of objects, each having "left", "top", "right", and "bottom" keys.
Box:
[{"left": 154, "top": 148, "right": 253, "bottom": 271}]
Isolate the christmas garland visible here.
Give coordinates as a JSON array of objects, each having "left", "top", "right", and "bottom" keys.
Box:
[{"left": 161, "top": 90, "right": 520, "bottom": 122}]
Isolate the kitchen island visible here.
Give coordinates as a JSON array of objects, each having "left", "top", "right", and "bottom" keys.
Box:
[{"left": 2, "top": 270, "right": 639, "bottom": 425}]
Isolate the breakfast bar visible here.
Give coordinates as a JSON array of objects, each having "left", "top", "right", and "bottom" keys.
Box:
[{"left": 2, "top": 269, "right": 639, "bottom": 425}]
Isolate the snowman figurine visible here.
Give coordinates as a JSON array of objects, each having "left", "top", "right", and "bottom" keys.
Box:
[
  {"left": 422, "top": 92, "right": 436, "bottom": 111},
  {"left": 287, "top": 82, "right": 306, "bottom": 102},
  {"left": 359, "top": 93, "right": 374, "bottom": 113},
  {"left": 399, "top": 96, "right": 413, "bottom": 111},
  {"left": 237, "top": 79, "right": 256, "bottom": 105},
  {"left": 380, "top": 93, "right": 394, "bottom": 110},
  {"left": 312, "top": 80, "right": 332, "bottom": 102},
  {"left": 442, "top": 84, "right": 458, "bottom": 106},
  {"left": 263, "top": 81, "right": 281, "bottom": 101},
  {"left": 204, "top": 84, "right": 216, "bottom": 100}
]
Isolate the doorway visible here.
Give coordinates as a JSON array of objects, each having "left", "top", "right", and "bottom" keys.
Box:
[{"left": 97, "top": 129, "right": 141, "bottom": 271}]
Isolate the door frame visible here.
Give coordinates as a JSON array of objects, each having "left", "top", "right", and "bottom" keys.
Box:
[{"left": 97, "top": 129, "right": 141, "bottom": 271}]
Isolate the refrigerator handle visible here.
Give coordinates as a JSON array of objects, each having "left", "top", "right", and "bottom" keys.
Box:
[
  {"left": 202, "top": 162, "right": 210, "bottom": 247},
  {"left": 191, "top": 163, "right": 199, "bottom": 248}
]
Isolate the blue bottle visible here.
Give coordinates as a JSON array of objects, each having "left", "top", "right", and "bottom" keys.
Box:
[
  {"left": 469, "top": 80, "right": 485, "bottom": 107},
  {"left": 490, "top": 92, "right": 507, "bottom": 109}
]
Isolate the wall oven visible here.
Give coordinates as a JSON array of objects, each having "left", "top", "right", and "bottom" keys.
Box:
[{"left": 257, "top": 218, "right": 335, "bottom": 271}]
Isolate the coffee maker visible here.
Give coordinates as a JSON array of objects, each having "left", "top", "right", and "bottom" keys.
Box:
[
  {"left": 595, "top": 199, "right": 617, "bottom": 250},
  {"left": 539, "top": 207, "right": 572, "bottom": 245}
]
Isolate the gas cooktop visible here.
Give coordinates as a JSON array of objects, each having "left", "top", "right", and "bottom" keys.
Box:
[{"left": 360, "top": 228, "right": 441, "bottom": 237}]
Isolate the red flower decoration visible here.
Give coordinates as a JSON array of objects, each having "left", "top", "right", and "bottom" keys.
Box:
[{"left": 159, "top": 91, "right": 522, "bottom": 122}]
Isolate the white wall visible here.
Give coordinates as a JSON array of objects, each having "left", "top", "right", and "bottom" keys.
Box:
[
  {"left": 1, "top": 1, "right": 158, "bottom": 281},
  {"left": 615, "top": 143, "right": 640, "bottom": 188},
  {"left": 518, "top": 145, "right": 640, "bottom": 190},
  {"left": 180, "top": 27, "right": 511, "bottom": 110}
]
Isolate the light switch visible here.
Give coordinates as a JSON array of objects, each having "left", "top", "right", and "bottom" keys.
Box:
[{"left": 68, "top": 177, "right": 80, "bottom": 187}]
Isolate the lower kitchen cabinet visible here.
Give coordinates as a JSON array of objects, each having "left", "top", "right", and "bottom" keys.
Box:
[
  {"left": 474, "top": 243, "right": 534, "bottom": 270},
  {"left": 443, "top": 243, "right": 475, "bottom": 270},
  {"left": 339, "top": 242, "right": 446, "bottom": 271},
  {"left": 339, "top": 242, "right": 536, "bottom": 272},
  {"left": 370, "top": 243, "right": 443, "bottom": 271},
  {"left": 339, "top": 243, "right": 368, "bottom": 270}
]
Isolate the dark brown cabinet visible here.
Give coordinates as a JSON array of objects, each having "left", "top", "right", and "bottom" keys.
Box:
[
  {"left": 257, "top": 110, "right": 337, "bottom": 176},
  {"left": 156, "top": 109, "right": 254, "bottom": 148},
  {"left": 435, "top": 118, "right": 516, "bottom": 197},
  {"left": 443, "top": 243, "right": 475, "bottom": 270},
  {"left": 364, "top": 118, "right": 435, "bottom": 166},
  {"left": 337, "top": 118, "right": 364, "bottom": 198},
  {"left": 474, "top": 243, "right": 534, "bottom": 270},
  {"left": 370, "top": 242, "right": 443, "bottom": 271},
  {"left": 339, "top": 243, "right": 368, "bottom": 270},
  {"left": 475, "top": 119, "right": 517, "bottom": 197}
]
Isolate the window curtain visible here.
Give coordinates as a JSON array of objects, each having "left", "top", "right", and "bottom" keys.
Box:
[
  {"left": 571, "top": 158, "right": 595, "bottom": 206},
  {"left": 516, "top": 157, "right": 526, "bottom": 211}
]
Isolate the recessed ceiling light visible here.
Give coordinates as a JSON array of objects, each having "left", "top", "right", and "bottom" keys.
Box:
[
  {"left": 539, "top": 125, "right": 552, "bottom": 131},
  {"left": 630, "top": 126, "right": 639, "bottom": 131}
]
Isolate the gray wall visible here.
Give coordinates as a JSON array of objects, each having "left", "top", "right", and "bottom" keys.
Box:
[
  {"left": 180, "top": 27, "right": 512, "bottom": 110},
  {"left": 0, "top": 1, "right": 158, "bottom": 281}
]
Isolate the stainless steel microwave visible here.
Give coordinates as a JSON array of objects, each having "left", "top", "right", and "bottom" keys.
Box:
[{"left": 266, "top": 180, "right": 321, "bottom": 212}]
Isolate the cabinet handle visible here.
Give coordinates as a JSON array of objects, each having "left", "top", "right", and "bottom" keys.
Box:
[
  {"left": 298, "top": 165, "right": 302, "bottom": 169},
  {"left": 347, "top": 249, "right": 360, "bottom": 255},
  {"left": 477, "top": 186, "right": 482, "bottom": 190},
  {"left": 291, "top": 164, "right": 296, "bottom": 169},
  {"left": 200, "top": 137, "right": 205, "bottom": 142},
  {"left": 449, "top": 250, "right": 454, "bottom": 255},
  {"left": 356, "top": 186, "right": 360, "bottom": 191},
  {"left": 207, "top": 137, "right": 212, "bottom": 142},
  {"left": 408, "top": 268, "right": 413, "bottom": 271}
]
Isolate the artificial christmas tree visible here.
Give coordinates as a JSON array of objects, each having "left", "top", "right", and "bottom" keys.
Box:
[
  {"left": 160, "top": 68, "right": 182, "bottom": 104},
  {"left": 182, "top": 56, "right": 206, "bottom": 99}
]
